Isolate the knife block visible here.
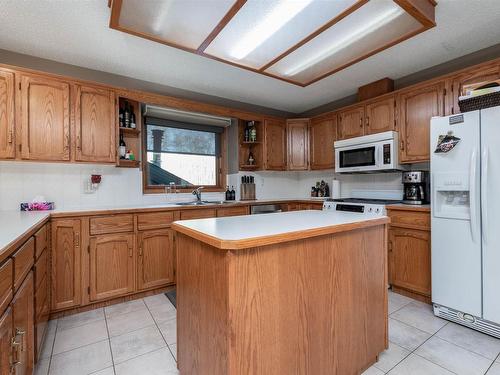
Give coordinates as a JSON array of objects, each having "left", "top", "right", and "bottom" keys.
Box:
[{"left": 240, "top": 183, "right": 256, "bottom": 201}]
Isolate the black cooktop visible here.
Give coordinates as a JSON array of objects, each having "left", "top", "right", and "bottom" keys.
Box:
[{"left": 329, "top": 198, "right": 402, "bottom": 205}]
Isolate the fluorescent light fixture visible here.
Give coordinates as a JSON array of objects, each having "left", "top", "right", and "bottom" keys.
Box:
[
  {"left": 230, "top": 0, "right": 313, "bottom": 60},
  {"left": 283, "top": 5, "right": 405, "bottom": 76}
]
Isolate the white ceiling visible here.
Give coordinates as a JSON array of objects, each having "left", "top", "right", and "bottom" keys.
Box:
[{"left": 1, "top": 0, "right": 500, "bottom": 113}]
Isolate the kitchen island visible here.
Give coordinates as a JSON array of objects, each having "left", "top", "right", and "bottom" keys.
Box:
[{"left": 172, "top": 210, "right": 389, "bottom": 375}]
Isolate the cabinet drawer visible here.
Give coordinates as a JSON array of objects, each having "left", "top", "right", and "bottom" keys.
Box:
[
  {"left": 137, "top": 212, "right": 176, "bottom": 230},
  {"left": 34, "top": 250, "right": 48, "bottom": 292},
  {"left": 180, "top": 209, "right": 216, "bottom": 220},
  {"left": 34, "top": 224, "right": 48, "bottom": 259},
  {"left": 387, "top": 210, "right": 430, "bottom": 230},
  {"left": 13, "top": 238, "right": 35, "bottom": 291},
  {"left": 216, "top": 206, "right": 248, "bottom": 217},
  {"left": 0, "top": 259, "right": 13, "bottom": 313},
  {"left": 90, "top": 214, "right": 134, "bottom": 235}
]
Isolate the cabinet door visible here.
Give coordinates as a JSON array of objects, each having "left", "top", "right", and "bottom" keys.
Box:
[
  {"left": 398, "top": 82, "right": 445, "bottom": 163},
  {"left": 52, "top": 219, "right": 81, "bottom": 310},
  {"left": 309, "top": 115, "right": 336, "bottom": 170},
  {"left": 90, "top": 234, "right": 135, "bottom": 301},
  {"left": 389, "top": 228, "right": 431, "bottom": 297},
  {"left": 0, "top": 308, "right": 13, "bottom": 375},
  {"left": 365, "top": 96, "right": 395, "bottom": 135},
  {"left": 286, "top": 119, "right": 309, "bottom": 171},
  {"left": 337, "top": 106, "right": 364, "bottom": 140},
  {"left": 264, "top": 118, "right": 286, "bottom": 170},
  {"left": 12, "top": 272, "right": 34, "bottom": 375},
  {"left": 74, "top": 85, "right": 116, "bottom": 163},
  {"left": 449, "top": 62, "right": 500, "bottom": 114},
  {"left": 0, "top": 69, "right": 15, "bottom": 159},
  {"left": 137, "top": 229, "right": 174, "bottom": 291},
  {"left": 20, "top": 75, "right": 70, "bottom": 161}
]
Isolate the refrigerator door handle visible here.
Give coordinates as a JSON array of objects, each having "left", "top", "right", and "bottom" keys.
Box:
[
  {"left": 470, "top": 149, "right": 478, "bottom": 243},
  {"left": 481, "top": 147, "right": 489, "bottom": 244}
]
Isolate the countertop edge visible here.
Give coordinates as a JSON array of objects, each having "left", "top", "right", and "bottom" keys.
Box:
[
  {"left": 386, "top": 204, "right": 431, "bottom": 212},
  {"left": 172, "top": 217, "right": 390, "bottom": 250}
]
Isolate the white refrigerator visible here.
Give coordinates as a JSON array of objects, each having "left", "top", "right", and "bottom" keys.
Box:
[{"left": 431, "top": 105, "right": 500, "bottom": 337}]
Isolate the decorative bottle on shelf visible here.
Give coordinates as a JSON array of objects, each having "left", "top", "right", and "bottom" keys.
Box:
[
  {"left": 124, "top": 101, "right": 131, "bottom": 128},
  {"left": 230, "top": 186, "right": 236, "bottom": 200},
  {"left": 248, "top": 151, "right": 255, "bottom": 166},
  {"left": 119, "top": 105, "right": 125, "bottom": 128},
  {"left": 225, "top": 186, "right": 231, "bottom": 201},
  {"left": 244, "top": 122, "right": 250, "bottom": 142},
  {"left": 249, "top": 121, "right": 257, "bottom": 142},
  {"left": 130, "top": 110, "right": 136, "bottom": 129},
  {"left": 119, "top": 134, "right": 126, "bottom": 159}
]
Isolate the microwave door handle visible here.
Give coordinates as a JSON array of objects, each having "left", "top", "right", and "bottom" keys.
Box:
[
  {"left": 377, "top": 146, "right": 383, "bottom": 167},
  {"left": 469, "top": 149, "right": 478, "bottom": 243}
]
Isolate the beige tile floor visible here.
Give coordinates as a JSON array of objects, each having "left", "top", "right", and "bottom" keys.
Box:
[{"left": 35, "top": 291, "right": 500, "bottom": 375}]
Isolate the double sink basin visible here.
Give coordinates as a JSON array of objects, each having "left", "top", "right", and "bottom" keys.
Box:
[{"left": 174, "top": 200, "right": 233, "bottom": 206}]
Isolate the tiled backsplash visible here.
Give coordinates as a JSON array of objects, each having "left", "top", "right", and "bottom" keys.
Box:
[{"left": 0, "top": 161, "right": 412, "bottom": 211}]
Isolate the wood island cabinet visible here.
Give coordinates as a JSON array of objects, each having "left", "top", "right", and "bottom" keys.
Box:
[
  {"left": 137, "top": 229, "right": 175, "bottom": 291},
  {"left": 0, "top": 307, "right": 13, "bottom": 375},
  {"left": 264, "top": 118, "right": 287, "bottom": 170},
  {"left": 89, "top": 233, "right": 135, "bottom": 301},
  {"left": 12, "top": 272, "right": 34, "bottom": 375},
  {"left": 51, "top": 219, "right": 81, "bottom": 311},
  {"left": 19, "top": 74, "right": 71, "bottom": 161},
  {"left": 74, "top": 85, "right": 116, "bottom": 163},
  {"left": 365, "top": 96, "right": 395, "bottom": 135},
  {"left": 398, "top": 81, "right": 445, "bottom": 163},
  {"left": 286, "top": 119, "right": 309, "bottom": 170},
  {"left": 0, "top": 69, "right": 15, "bottom": 159},
  {"left": 337, "top": 105, "right": 364, "bottom": 139},
  {"left": 309, "top": 115, "right": 336, "bottom": 170}
]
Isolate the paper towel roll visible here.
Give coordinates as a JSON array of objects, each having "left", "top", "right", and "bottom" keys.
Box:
[{"left": 331, "top": 180, "right": 341, "bottom": 199}]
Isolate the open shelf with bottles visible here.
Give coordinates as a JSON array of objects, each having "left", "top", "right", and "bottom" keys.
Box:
[
  {"left": 238, "top": 119, "right": 263, "bottom": 171},
  {"left": 117, "top": 97, "right": 142, "bottom": 168}
]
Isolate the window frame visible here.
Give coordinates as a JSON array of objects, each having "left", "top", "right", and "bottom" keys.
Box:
[{"left": 142, "top": 120, "right": 227, "bottom": 194}]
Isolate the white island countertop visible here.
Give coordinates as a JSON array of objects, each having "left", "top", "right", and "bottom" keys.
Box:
[
  {"left": 172, "top": 210, "right": 389, "bottom": 250},
  {"left": 0, "top": 210, "right": 50, "bottom": 260}
]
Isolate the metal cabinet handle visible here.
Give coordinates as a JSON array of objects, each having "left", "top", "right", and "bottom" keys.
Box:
[
  {"left": 129, "top": 246, "right": 133, "bottom": 258},
  {"left": 400, "top": 140, "right": 405, "bottom": 151},
  {"left": 75, "top": 232, "right": 80, "bottom": 248},
  {"left": 7, "top": 130, "right": 13, "bottom": 144}
]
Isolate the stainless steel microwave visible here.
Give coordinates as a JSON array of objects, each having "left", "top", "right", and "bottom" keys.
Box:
[{"left": 334, "top": 131, "right": 405, "bottom": 173}]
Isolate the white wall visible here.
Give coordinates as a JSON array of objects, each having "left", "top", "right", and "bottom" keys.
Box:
[{"left": 0, "top": 161, "right": 424, "bottom": 211}]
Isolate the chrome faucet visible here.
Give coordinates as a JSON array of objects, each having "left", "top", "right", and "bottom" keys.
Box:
[{"left": 192, "top": 186, "right": 204, "bottom": 202}]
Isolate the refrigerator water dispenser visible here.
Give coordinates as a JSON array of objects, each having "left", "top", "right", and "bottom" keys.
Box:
[{"left": 433, "top": 172, "right": 471, "bottom": 220}]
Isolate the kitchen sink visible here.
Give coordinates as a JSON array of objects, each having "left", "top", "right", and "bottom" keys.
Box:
[{"left": 174, "top": 200, "right": 232, "bottom": 206}]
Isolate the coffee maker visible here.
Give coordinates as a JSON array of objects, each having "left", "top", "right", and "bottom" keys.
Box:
[{"left": 402, "top": 171, "right": 430, "bottom": 205}]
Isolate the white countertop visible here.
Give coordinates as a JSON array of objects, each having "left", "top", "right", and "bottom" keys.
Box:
[
  {"left": 173, "top": 210, "right": 387, "bottom": 242},
  {"left": 0, "top": 210, "right": 50, "bottom": 257}
]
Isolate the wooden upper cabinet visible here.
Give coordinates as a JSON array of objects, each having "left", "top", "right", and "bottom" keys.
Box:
[
  {"left": 89, "top": 233, "right": 135, "bottom": 301},
  {"left": 309, "top": 115, "right": 336, "bottom": 170},
  {"left": 12, "top": 272, "right": 34, "bottom": 375},
  {"left": 20, "top": 75, "right": 71, "bottom": 161},
  {"left": 337, "top": 105, "right": 364, "bottom": 140},
  {"left": 398, "top": 82, "right": 445, "bottom": 163},
  {"left": 449, "top": 62, "right": 500, "bottom": 114},
  {"left": 365, "top": 96, "right": 395, "bottom": 135},
  {"left": 137, "top": 229, "right": 175, "bottom": 291},
  {"left": 286, "top": 119, "right": 309, "bottom": 171},
  {"left": 0, "top": 70, "right": 15, "bottom": 159},
  {"left": 51, "top": 219, "right": 81, "bottom": 310},
  {"left": 264, "top": 118, "right": 287, "bottom": 170},
  {"left": 74, "top": 85, "right": 116, "bottom": 163},
  {"left": 389, "top": 227, "right": 431, "bottom": 297}
]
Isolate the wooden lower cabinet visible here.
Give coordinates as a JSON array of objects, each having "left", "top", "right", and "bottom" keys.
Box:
[
  {"left": 89, "top": 234, "right": 135, "bottom": 301},
  {"left": 11, "top": 272, "right": 34, "bottom": 375},
  {"left": 51, "top": 219, "right": 81, "bottom": 310},
  {"left": 137, "top": 229, "right": 175, "bottom": 291},
  {"left": 0, "top": 307, "right": 13, "bottom": 375},
  {"left": 387, "top": 208, "right": 431, "bottom": 302}
]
